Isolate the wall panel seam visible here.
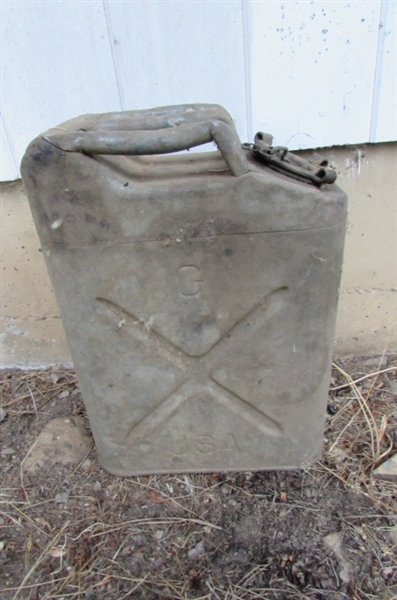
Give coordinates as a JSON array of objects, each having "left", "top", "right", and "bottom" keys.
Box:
[
  {"left": 369, "top": 0, "right": 388, "bottom": 143},
  {"left": 241, "top": 0, "right": 252, "bottom": 143},
  {"left": 1, "top": 111, "right": 19, "bottom": 179},
  {"left": 102, "top": 0, "right": 124, "bottom": 111}
]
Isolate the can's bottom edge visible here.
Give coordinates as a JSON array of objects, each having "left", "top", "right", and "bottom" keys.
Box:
[{"left": 96, "top": 459, "right": 319, "bottom": 478}]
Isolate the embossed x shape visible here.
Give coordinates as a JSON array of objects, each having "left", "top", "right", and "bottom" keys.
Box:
[{"left": 98, "top": 289, "right": 285, "bottom": 444}]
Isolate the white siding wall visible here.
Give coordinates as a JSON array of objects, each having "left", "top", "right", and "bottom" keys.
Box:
[{"left": 1, "top": 0, "right": 396, "bottom": 181}]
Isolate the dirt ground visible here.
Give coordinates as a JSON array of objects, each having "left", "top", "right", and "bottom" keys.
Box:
[{"left": 1, "top": 355, "right": 396, "bottom": 600}]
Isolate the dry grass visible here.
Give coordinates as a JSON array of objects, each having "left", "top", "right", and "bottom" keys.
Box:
[{"left": 1, "top": 355, "right": 396, "bottom": 600}]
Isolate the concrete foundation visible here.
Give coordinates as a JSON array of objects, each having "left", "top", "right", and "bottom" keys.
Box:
[{"left": 1, "top": 142, "right": 396, "bottom": 367}]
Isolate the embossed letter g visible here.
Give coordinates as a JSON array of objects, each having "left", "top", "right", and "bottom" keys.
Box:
[{"left": 178, "top": 265, "right": 203, "bottom": 296}]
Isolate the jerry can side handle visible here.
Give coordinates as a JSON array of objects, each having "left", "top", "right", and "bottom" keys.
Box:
[{"left": 43, "top": 104, "right": 249, "bottom": 178}]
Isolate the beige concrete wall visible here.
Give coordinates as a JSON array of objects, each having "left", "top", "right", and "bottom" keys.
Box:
[
  {"left": 1, "top": 180, "right": 72, "bottom": 367},
  {"left": 298, "top": 143, "right": 397, "bottom": 357},
  {"left": 1, "top": 142, "right": 396, "bottom": 367}
]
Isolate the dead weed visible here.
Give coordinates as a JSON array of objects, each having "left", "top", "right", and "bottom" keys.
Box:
[{"left": 1, "top": 355, "right": 396, "bottom": 600}]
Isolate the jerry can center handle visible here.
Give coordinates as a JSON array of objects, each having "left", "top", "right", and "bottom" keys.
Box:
[{"left": 43, "top": 104, "right": 249, "bottom": 178}]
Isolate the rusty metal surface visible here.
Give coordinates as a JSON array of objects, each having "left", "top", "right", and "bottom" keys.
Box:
[
  {"left": 21, "top": 104, "right": 347, "bottom": 475},
  {"left": 243, "top": 133, "right": 338, "bottom": 185}
]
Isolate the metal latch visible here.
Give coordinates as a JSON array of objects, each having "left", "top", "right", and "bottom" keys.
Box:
[{"left": 243, "top": 132, "right": 337, "bottom": 186}]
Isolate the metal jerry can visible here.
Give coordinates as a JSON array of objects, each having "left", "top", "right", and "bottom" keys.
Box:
[{"left": 21, "top": 104, "right": 347, "bottom": 475}]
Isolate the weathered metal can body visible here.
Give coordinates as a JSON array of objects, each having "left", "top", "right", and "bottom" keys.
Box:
[{"left": 21, "top": 105, "right": 347, "bottom": 475}]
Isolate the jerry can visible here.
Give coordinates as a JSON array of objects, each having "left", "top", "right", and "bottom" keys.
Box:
[{"left": 21, "top": 104, "right": 347, "bottom": 475}]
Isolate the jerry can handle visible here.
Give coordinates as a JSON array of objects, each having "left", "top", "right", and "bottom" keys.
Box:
[{"left": 44, "top": 104, "right": 249, "bottom": 177}]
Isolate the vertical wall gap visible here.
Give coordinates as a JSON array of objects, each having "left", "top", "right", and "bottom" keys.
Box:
[
  {"left": 1, "top": 112, "right": 19, "bottom": 179},
  {"left": 102, "top": 0, "right": 125, "bottom": 111},
  {"left": 369, "top": 0, "right": 388, "bottom": 143},
  {"left": 241, "top": 0, "right": 253, "bottom": 143}
]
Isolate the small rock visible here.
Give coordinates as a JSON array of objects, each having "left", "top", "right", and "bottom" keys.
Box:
[
  {"left": 373, "top": 453, "right": 397, "bottom": 481},
  {"left": 388, "top": 381, "right": 397, "bottom": 395},
  {"left": 131, "top": 534, "right": 146, "bottom": 548},
  {"left": 58, "top": 390, "right": 70, "bottom": 399},
  {"left": 130, "top": 552, "right": 145, "bottom": 575},
  {"left": 320, "top": 578, "right": 335, "bottom": 590},
  {"left": 154, "top": 529, "right": 164, "bottom": 540},
  {"left": 93, "top": 481, "right": 101, "bottom": 492},
  {"left": 382, "top": 567, "right": 393, "bottom": 579},
  {"left": 49, "top": 372, "right": 63, "bottom": 384},
  {"left": 1, "top": 448, "right": 15, "bottom": 456},
  {"left": 234, "top": 547, "right": 248, "bottom": 563},
  {"left": 329, "top": 447, "right": 348, "bottom": 463},
  {"left": 24, "top": 417, "right": 92, "bottom": 474},
  {"left": 183, "top": 475, "right": 194, "bottom": 495},
  {"left": 187, "top": 541, "right": 205, "bottom": 560},
  {"left": 84, "top": 586, "right": 95, "bottom": 599},
  {"left": 0, "top": 409, "right": 7, "bottom": 423},
  {"left": 54, "top": 491, "right": 69, "bottom": 505},
  {"left": 364, "top": 356, "right": 388, "bottom": 368},
  {"left": 388, "top": 526, "right": 397, "bottom": 544},
  {"left": 150, "top": 557, "right": 164, "bottom": 570},
  {"left": 324, "top": 532, "right": 351, "bottom": 584},
  {"left": 120, "top": 546, "right": 132, "bottom": 557}
]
